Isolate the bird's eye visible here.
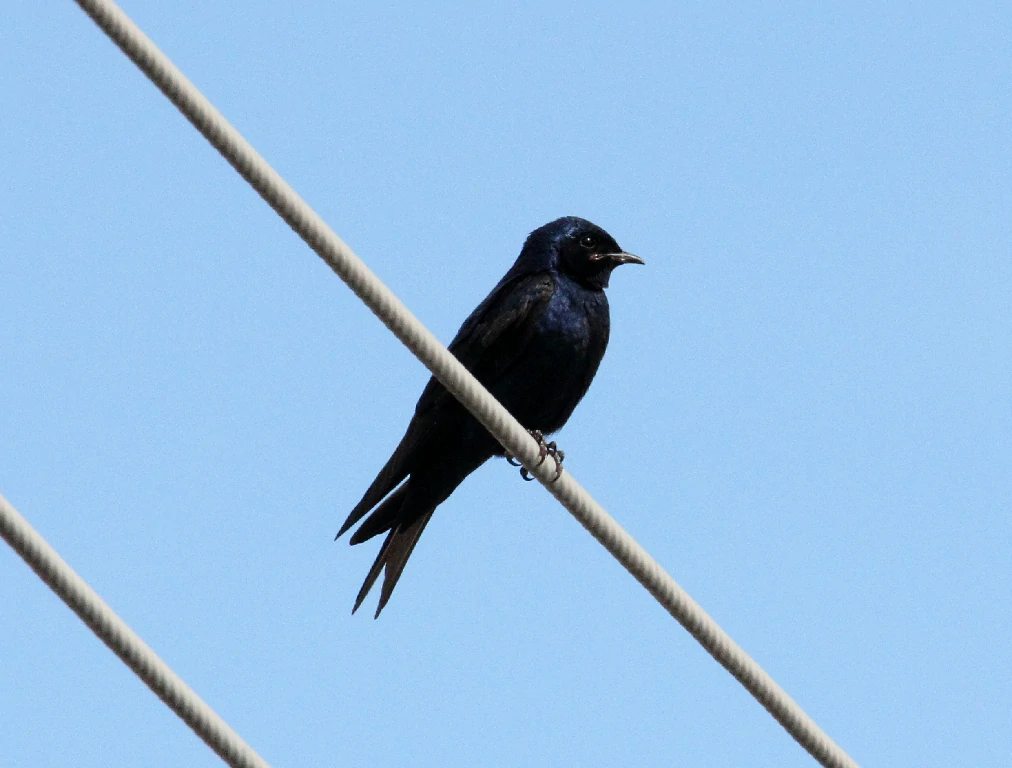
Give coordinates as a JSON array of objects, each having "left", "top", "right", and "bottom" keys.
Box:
[{"left": 579, "top": 234, "right": 598, "bottom": 249}]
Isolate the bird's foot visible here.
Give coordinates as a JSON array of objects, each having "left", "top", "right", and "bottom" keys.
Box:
[
  {"left": 544, "top": 441, "right": 565, "bottom": 482},
  {"left": 505, "top": 430, "right": 565, "bottom": 482}
]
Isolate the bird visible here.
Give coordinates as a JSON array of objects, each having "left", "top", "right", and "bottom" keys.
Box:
[{"left": 336, "top": 216, "right": 643, "bottom": 617}]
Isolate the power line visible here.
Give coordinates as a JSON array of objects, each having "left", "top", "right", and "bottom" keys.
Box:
[
  {"left": 13, "top": 1, "right": 864, "bottom": 765},
  {"left": 0, "top": 493, "right": 274, "bottom": 768}
]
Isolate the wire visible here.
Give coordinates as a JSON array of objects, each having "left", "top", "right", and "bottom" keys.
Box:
[
  {"left": 40, "top": 1, "right": 861, "bottom": 766},
  {"left": 0, "top": 493, "right": 273, "bottom": 768}
]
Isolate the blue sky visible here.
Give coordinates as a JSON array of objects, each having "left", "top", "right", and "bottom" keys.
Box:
[{"left": 2, "top": 2, "right": 1010, "bottom": 766}]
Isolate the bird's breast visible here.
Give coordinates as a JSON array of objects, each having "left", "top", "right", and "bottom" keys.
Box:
[
  {"left": 492, "top": 280, "right": 610, "bottom": 433},
  {"left": 535, "top": 289, "right": 599, "bottom": 353}
]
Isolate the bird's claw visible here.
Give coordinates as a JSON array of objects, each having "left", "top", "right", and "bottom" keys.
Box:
[
  {"left": 549, "top": 446, "right": 565, "bottom": 482},
  {"left": 505, "top": 429, "right": 565, "bottom": 482}
]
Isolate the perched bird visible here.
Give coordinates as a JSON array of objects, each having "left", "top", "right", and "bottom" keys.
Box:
[{"left": 337, "top": 216, "right": 643, "bottom": 617}]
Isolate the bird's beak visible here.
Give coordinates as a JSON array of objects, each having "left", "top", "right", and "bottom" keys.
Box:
[{"left": 606, "top": 251, "right": 645, "bottom": 266}]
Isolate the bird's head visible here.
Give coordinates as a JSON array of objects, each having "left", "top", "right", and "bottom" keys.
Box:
[{"left": 517, "top": 216, "right": 644, "bottom": 289}]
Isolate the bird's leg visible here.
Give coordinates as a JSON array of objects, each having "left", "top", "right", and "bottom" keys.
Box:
[{"left": 505, "top": 430, "right": 564, "bottom": 482}]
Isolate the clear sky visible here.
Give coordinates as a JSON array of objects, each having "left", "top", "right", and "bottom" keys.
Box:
[{"left": 2, "top": 3, "right": 1010, "bottom": 767}]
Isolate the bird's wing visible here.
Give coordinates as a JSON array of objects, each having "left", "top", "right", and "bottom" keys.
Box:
[
  {"left": 414, "top": 271, "right": 556, "bottom": 417},
  {"left": 336, "top": 271, "right": 555, "bottom": 540}
]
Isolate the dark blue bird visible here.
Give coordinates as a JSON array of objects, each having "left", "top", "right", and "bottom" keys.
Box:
[{"left": 336, "top": 217, "right": 643, "bottom": 617}]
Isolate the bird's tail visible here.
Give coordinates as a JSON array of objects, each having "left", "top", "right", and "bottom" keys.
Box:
[
  {"left": 352, "top": 500, "right": 436, "bottom": 618},
  {"left": 340, "top": 456, "right": 483, "bottom": 617}
]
